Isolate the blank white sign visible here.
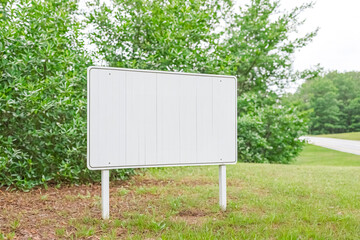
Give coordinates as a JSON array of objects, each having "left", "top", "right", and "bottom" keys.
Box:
[{"left": 87, "top": 67, "right": 237, "bottom": 170}]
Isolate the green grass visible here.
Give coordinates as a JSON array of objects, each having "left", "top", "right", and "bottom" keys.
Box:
[
  {"left": 95, "top": 163, "right": 360, "bottom": 239},
  {"left": 3, "top": 145, "right": 360, "bottom": 239},
  {"left": 295, "top": 144, "right": 360, "bottom": 166},
  {"left": 71, "top": 157, "right": 360, "bottom": 239},
  {"left": 315, "top": 132, "right": 360, "bottom": 141}
]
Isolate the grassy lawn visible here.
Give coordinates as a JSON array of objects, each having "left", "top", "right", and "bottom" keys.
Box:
[
  {"left": 1, "top": 146, "right": 360, "bottom": 239},
  {"left": 314, "top": 132, "right": 360, "bottom": 141},
  {"left": 295, "top": 144, "right": 360, "bottom": 166}
]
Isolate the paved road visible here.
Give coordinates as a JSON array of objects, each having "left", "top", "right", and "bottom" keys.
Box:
[{"left": 301, "top": 136, "right": 360, "bottom": 155}]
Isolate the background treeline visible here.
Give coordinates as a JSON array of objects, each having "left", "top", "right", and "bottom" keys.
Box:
[
  {"left": 285, "top": 72, "right": 360, "bottom": 134},
  {"left": 1, "top": 0, "right": 316, "bottom": 189}
]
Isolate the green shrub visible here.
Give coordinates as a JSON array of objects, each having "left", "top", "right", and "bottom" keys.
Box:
[
  {"left": 237, "top": 93, "right": 308, "bottom": 164},
  {"left": 0, "top": 0, "right": 133, "bottom": 190},
  {"left": 0, "top": 0, "right": 316, "bottom": 189}
]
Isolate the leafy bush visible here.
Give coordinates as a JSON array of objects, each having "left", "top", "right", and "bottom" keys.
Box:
[
  {"left": 0, "top": 0, "right": 317, "bottom": 190},
  {"left": 0, "top": 0, "right": 133, "bottom": 190},
  {"left": 237, "top": 93, "right": 308, "bottom": 164}
]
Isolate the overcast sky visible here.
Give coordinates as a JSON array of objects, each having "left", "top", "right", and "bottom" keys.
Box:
[{"left": 276, "top": 0, "right": 360, "bottom": 72}]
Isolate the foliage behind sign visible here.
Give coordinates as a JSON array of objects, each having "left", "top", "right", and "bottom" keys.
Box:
[{"left": 0, "top": 0, "right": 317, "bottom": 189}]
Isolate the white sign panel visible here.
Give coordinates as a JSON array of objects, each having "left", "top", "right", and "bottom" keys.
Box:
[{"left": 87, "top": 67, "right": 237, "bottom": 170}]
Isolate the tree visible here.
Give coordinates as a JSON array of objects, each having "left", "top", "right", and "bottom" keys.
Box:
[
  {"left": 309, "top": 80, "right": 340, "bottom": 134},
  {"left": 88, "top": 0, "right": 317, "bottom": 164},
  {"left": 347, "top": 98, "right": 360, "bottom": 132},
  {"left": 212, "top": 0, "right": 318, "bottom": 94},
  {"left": 287, "top": 71, "right": 360, "bottom": 134},
  {"left": 328, "top": 72, "right": 360, "bottom": 132}
]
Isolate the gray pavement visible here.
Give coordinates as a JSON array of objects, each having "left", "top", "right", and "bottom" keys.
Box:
[{"left": 300, "top": 136, "right": 360, "bottom": 155}]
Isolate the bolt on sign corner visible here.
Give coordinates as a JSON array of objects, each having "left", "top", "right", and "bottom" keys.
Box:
[{"left": 87, "top": 67, "right": 237, "bottom": 170}]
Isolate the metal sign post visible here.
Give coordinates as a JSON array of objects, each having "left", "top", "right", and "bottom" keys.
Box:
[
  {"left": 101, "top": 170, "right": 110, "bottom": 219},
  {"left": 219, "top": 165, "right": 226, "bottom": 211},
  {"left": 88, "top": 67, "right": 237, "bottom": 219}
]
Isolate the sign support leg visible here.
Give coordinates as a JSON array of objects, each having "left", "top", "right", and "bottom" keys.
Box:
[
  {"left": 101, "top": 170, "right": 110, "bottom": 219},
  {"left": 219, "top": 165, "right": 226, "bottom": 211}
]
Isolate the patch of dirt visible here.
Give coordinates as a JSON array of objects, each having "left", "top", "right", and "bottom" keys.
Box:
[
  {"left": 178, "top": 178, "right": 214, "bottom": 186},
  {"left": 178, "top": 209, "right": 207, "bottom": 217},
  {"left": 171, "top": 209, "right": 209, "bottom": 225},
  {"left": 0, "top": 175, "right": 185, "bottom": 239},
  {"left": 0, "top": 184, "right": 103, "bottom": 239},
  {"left": 0, "top": 175, "right": 227, "bottom": 239},
  {"left": 130, "top": 176, "right": 175, "bottom": 187},
  {"left": 227, "top": 179, "right": 244, "bottom": 187}
]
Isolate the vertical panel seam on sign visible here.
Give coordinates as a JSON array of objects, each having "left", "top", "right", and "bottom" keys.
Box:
[
  {"left": 124, "top": 71, "right": 127, "bottom": 166},
  {"left": 89, "top": 69, "right": 91, "bottom": 167},
  {"left": 211, "top": 77, "right": 214, "bottom": 162},
  {"left": 178, "top": 75, "right": 181, "bottom": 163},
  {"left": 156, "top": 73, "right": 158, "bottom": 164},
  {"left": 234, "top": 77, "right": 237, "bottom": 162},
  {"left": 138, "top": 75, "right": 140, "bottom": 165},
  {"left": 119, "top": 72, "right": 122, "bottom": 165},
  {"left": 137, "top": 74, "right": 140, "bottom": 165},
  {"left": 195, "top": 77, "right": 198, "bottom": 163},
  {"left": 144, "top": 75, "right": 146, "bottom": 165}
]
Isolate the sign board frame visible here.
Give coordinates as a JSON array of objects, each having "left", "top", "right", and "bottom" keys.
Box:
[
  {"left": 87, "top": 66, "right": 237, "bottom": 219},
  {"left": 87, "top": 66, "right": 237, "bottom": 170}
]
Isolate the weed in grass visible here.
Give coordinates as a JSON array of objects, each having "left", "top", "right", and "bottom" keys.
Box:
[
  {"left": 169, "top": 196, "right": 184, "bottom": 212},
  {"left": 101, "top": 221, "right": 110, "bottom": 231},
  {"left": 75, "top": 226, "right": 95, "bottom": 238},
  {"left": 76, "top": 192, "right": 91, "bottom": 199},
  {"left": 10, "top": 219, "right": 20, "bottom": 231},
  {"left": 117, "top": 187, "right": 130, "bottom": 196},
  {"left": 65, "top": 192, "right": 91, "bottom": 201},
  {"left": 1, "top": 232, "right": 15, "bottom": 240},
  {"left": 55, "top": 228, "right": 66, "bottom": 237},
  {"left": 40, "top": 218, "right": 56, "bottom": 225},
  {"left": 113, "top": 219, "right": 123, "bottom": 228},
  {"left": 102, "top": 229, "right": 118, "bottom": 240},
  {"left": 149, "top": 220, "right": 167, "bottom": 232},
  {"left": 82, "top": 216, "right": 99, "bottom": 225},
  {"left": 126, "top": 213, "right": 155, "bottom": 231},
  {"left": 93, "top": 195, "right": 101, "bottom": 208},
  {"left": 40, "top": 194, "right": 48, "bottom": 201},
  {"left": 134, "top": 186, "right": 158, "bottom": 195}
]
